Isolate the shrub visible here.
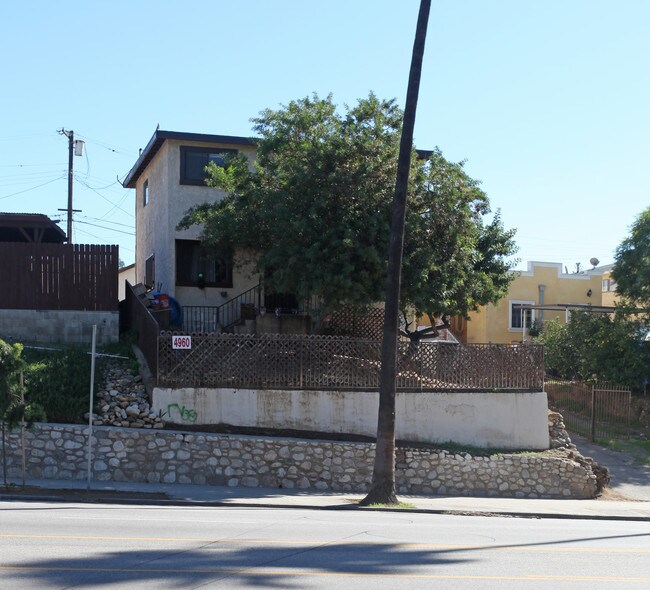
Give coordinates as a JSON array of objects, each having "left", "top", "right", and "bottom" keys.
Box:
[{"left": 22, "top": 347, "right": 104, "bottom": 424}]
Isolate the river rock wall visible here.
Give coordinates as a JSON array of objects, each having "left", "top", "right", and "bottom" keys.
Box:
[{"left": 4, "top": 424, "right": 598, "bottom": 499}]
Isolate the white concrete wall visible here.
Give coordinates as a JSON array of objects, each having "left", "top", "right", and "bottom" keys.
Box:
[{"left": 153, "top": 387, "right": 550, "bottom": 450}]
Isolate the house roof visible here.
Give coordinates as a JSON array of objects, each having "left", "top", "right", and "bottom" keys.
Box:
[
  {"left": 123, "top": 130, "right": 257, "bottom": 188},
  {"left": 124, "top": 128, "right": 435, "bottom": 189},
  {"left": 0, "top": 213, "right": 67, "bottom": 243}
]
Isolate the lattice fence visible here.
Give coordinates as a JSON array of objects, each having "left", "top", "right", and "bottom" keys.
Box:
[
  {"left": 326, "top": 307, "right": 385, "bottom": 339},
  {"left": 157, "top": 333, "right": 544, "bottom": 392}
]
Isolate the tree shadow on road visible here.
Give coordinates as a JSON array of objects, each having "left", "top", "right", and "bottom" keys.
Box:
[{"left": 1, "top": 542, "right": 473, "bottom": 588}]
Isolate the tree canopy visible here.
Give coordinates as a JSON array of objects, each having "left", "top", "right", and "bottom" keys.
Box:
[
  {"left": 178, "top": 94, "right": 518, "bottom": 329},
  {"left": 537, "top": 313, "right": 649, "bottom": 389},
  {"left": 612, "top": 206, "right": 650, "bottom": 307}
]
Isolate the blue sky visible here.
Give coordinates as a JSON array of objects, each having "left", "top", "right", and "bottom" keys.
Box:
[{"left": 1, "top": 0, "right": 648, "bottom": 269}]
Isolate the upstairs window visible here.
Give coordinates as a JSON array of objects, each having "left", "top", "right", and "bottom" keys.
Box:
[
  {"left": 176, "top": 239, "right": 233, "bottom": 287},
  {"left": 602, "top": 278, "right": 617, "bottom": 292},
  {"left": 180, "top": 146, "right": 237, "bottom": 185},
  {"left": 143, "top": 179, "right": 149, "bottom": 206}
]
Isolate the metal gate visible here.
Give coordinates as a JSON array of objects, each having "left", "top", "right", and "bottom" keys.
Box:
[{"left": 545, "top": 380, "right": 631, "bottom": 441}]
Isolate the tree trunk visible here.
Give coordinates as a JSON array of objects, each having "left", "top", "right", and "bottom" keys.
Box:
[
  {"left": 1, "top": 420, "right": 7, "bottom": 489},
  {"left": 361, "top": 0, "right": 431, "bottom": 506}
]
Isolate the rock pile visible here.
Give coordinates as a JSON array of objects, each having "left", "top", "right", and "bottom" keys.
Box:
[
  {"left": 89, "top": 362, "right": 164, "bottom": 429},
  {"left": 548, "top": 410, "right": 575, "bottom": 449}
]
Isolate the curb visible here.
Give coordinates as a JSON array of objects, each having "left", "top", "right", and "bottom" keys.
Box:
[{"left": 2, "top": 491, "right": 649, "bottom": 522}]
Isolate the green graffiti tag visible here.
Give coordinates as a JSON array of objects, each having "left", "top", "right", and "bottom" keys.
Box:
[{"left": 167, "top": 403, "right": 198, "bottom": 423}]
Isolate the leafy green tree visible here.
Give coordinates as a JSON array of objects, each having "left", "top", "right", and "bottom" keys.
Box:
[
  {"left": 538, "top": 313, "right": 649, "bottom": 388},
  {"left": 0, "top": 339, "right": 25, "bottom": 487},
  {"left": 178, "top": 94, "right": 517, "bottom": 332},
  {"left": 612, "top": 206, "right": 650, "bottom": 307}
]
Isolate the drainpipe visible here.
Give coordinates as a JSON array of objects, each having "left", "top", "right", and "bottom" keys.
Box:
[{"left": 538, "top": 284, "right": 545, "bottom": 326}]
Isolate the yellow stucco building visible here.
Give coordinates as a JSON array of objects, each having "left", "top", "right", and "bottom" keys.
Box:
[{"left": 457, "top": 261, "right": 606, "bottom": 344}]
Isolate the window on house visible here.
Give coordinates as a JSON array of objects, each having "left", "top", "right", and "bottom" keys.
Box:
[
  {"left": 179, "top": 146, "right": 237, "bottom": 185},
  {"left": 510, "top": 301, "right": 535, "bottom": 330},
  {"left": 175, "top": 240, "right": 233, "bottom": 287},
  {"left": 144, "top": 254, "right": 155, "bottom": 289},
  {"left": 143, "top": 179, "right": 149, "bottom": 206}
]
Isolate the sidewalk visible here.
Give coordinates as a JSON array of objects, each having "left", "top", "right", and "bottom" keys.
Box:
[
  {"left": 571, "top": 434, "right": 650, "bottom": 502},
  {"left": 2, "top": 476, "right": 649, "bottom": 521}
]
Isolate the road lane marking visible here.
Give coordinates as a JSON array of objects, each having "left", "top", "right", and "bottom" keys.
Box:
[
  {"left": 1, "top": 534, "right": 649, "bottom": 553},
  {"left": 0, "top": 565, "right": 649, "bottom": 582}
]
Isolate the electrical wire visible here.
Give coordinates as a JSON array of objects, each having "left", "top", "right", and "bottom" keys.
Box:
[
  {"left": 0, "top": 132, "right": 59, "bottom": 142},
  {"left": 75, "top": 134, "right": 138, "bottom": 157},
  {"left": 77, "top": 215, "right": 134, "bottom": 229},
  {"left": 73, "top": 226, "right": 135, "bottom": 254},
  {"left": 0, "top": 162, "right": 67, "bottom": 168},
  {"left": 97, "top": 191, "right": 132, "bottom": 220},
  {"left": 74, "top": 175, "right": 134, "bottom": 218},
  {"left": 77, "top": 178, "right": 121, "bottom": 191},
  {"left": 74, "top": 219, "right": 134, "bottom": 236},
  {"left": 0, "top": 174, "right": 66, "bottom": 200}
]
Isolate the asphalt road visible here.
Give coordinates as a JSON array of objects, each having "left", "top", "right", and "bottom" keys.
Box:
[{"left": 1, "top": 500, "right": 649, "bottom": 589}]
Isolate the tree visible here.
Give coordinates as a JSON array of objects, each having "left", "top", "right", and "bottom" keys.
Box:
[
  {"left": 612, "top": 206, "right": 650, "bottom": 307},
  {"left": 178, "top": 99, "right": 517, "bottom": 329},
  {"left": 538, "top": 313, "right": 649, "bottom": 388},
  {"left": 0, "top": 339, "right": 24, "bottom": 487},
  {"left": 362, "top": 0, "right": 431, "bottom": 506}
]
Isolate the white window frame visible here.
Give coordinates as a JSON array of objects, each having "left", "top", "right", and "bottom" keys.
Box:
[{"left": 509, "top": 300, "right": 535, "bottom": 331}]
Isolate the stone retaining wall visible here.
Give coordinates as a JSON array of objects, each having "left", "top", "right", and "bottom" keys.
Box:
[{"left": 4, "top": 424, "right": 598, "bottom": 499}]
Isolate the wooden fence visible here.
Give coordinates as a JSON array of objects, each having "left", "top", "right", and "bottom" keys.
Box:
[
  {"left": 157, "top": 333, "right": 544, "bottom": 392},
  {"left": 124, "top": 282, "right": 160, "bottom": 378},
  {"left": 0, "top": 242, "right": 118, "bottom": 311}
]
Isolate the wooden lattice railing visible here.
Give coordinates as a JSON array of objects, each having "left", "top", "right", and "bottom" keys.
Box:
[{"left": 157, "top": 333, "right": 544, "bottom": 392}]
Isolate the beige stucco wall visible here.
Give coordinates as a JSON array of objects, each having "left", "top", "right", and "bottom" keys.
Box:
[
  {"left": 601, "top": 268, "right": 619, "bottom": 307},
  {"left": 118, "top": 264, "right": 136, "bottom": 301},
  {"left": 465, "top": 262, "right": 604, "bottom": 344},
  {"left": 134, "top": 139, "right": 258, "bottom": 305},
  {"left": 153, "top": 387, "right": 550, "bottom": 450}
]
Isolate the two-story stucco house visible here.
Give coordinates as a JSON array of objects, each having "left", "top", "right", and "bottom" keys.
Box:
[{"left": 124, "top": 130, "right": 261, "bottom": 318}]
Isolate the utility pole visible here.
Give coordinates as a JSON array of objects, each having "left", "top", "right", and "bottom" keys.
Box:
[{"left": 58, "top": 128, "right": 84, "bottom": 243}]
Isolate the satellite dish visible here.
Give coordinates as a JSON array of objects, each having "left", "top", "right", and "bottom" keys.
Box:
[{"left": 589, "top": 257, "right": 600, "bottom": 268}]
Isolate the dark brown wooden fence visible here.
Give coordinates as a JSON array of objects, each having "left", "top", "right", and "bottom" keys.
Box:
[
  {"left": 0, "top": 242, "right": 118, "bottom": 311},
  {"left": 124, "top": 281, "right": 160, "bottom": 377}
]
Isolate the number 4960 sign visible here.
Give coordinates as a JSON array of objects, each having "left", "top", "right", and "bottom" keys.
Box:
[{"left": 172, "top": 335, "right": 192, "bottom": 350}]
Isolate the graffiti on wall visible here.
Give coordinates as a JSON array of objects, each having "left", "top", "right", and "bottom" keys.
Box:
[{"left": 167, "top": 403, "right": 198, "bottom": 423}]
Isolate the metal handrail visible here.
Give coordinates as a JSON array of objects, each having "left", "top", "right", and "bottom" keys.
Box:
[{"left": 216, "top": 283, "right": 262, "bottom": 330}]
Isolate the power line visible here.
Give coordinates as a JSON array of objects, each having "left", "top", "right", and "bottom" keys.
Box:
[
  {"left": 78, "top": 215, "right": 134, "bottom": 229},
  {"left": 75, "top": 134, "right": 138, "bottom": 157},
  {"left": 0, "top": 170, "right": 67, "bottom": 184},
  {"left": 0, "top": 174, "right": 66, "bottom": 200},
  {"left": 74, "top": 219, "right": 135, "bottom": 236},
  {"left": 74, "top": 175, "right": 134, "bottom": 218},
  {"left": 0, "top": 162, "right": 67, "bottom": 168},
  {"left": 77, "top": 178, "right": 121, "bottom": 191}
]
